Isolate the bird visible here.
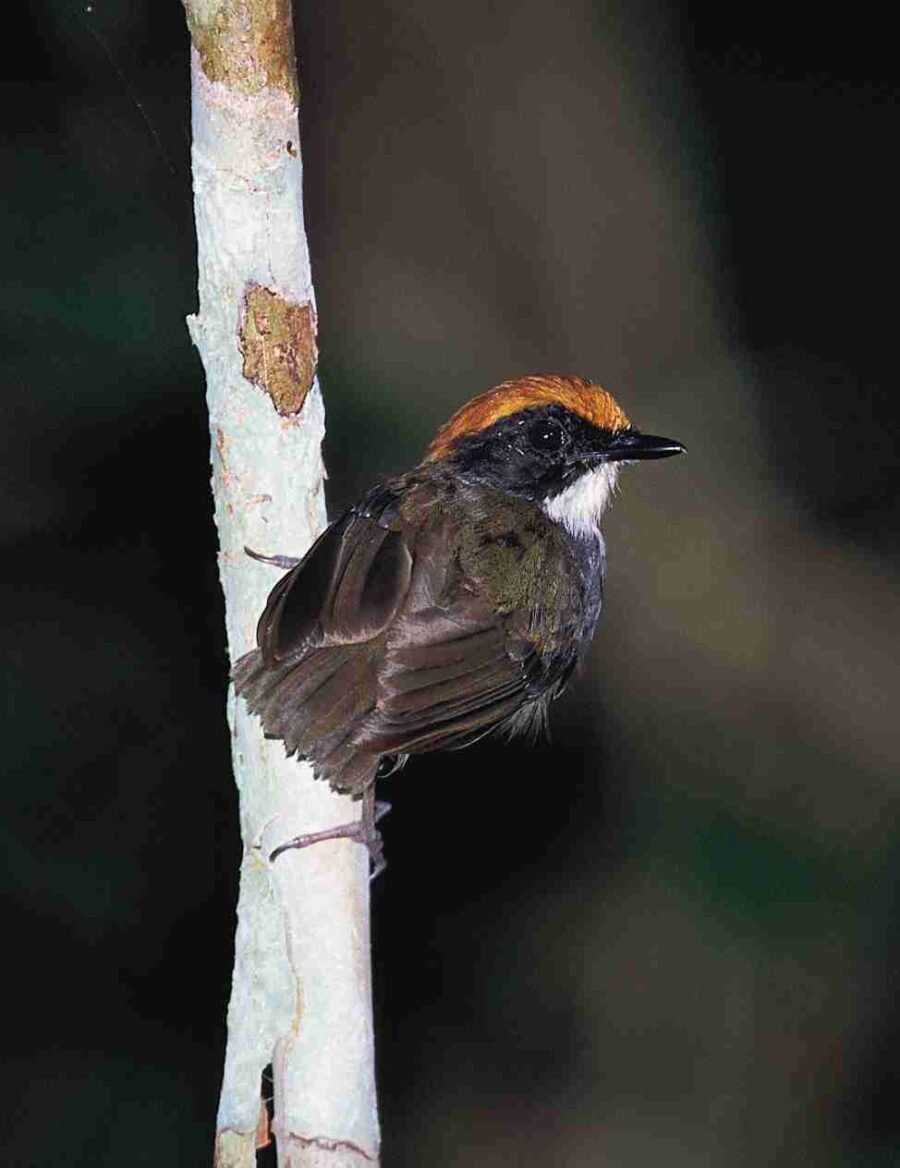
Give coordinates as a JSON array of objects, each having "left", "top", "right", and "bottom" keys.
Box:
[{"left": 233, "top": 375, "right": 684, "bottom": 872}]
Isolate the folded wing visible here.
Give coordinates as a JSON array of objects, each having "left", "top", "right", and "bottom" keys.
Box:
[{"left": 233, "top": 477, "right": 577, "bottom": 794}]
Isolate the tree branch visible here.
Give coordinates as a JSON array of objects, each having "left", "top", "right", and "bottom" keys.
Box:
[{"left": 182, "top": 3, "right": 379, "bottom": 1164}]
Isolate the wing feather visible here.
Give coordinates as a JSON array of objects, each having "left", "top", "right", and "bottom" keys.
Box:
[
  {"left": 257, "top": 493, "right": 412, "bottom": 663},
  {"left": 234, "top": 474, "right": 587, "bottom": 793}
]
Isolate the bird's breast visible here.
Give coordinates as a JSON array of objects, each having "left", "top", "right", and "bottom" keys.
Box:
[{"left": 569, "top": 529, "right": 606, "bottom": 645}]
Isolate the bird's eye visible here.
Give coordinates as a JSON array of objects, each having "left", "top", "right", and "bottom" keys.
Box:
[{"left": 526, "top": 416, "right": 567, "bottom": 454}]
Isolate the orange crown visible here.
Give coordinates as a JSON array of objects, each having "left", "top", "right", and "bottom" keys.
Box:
[{"left": 423, "top": 375, "right": 631, "bottom": 463}]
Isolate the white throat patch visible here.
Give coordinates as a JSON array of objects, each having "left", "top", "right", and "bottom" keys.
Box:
[{"left": 543, "top": 464, "right": 620, "bottom": 538}]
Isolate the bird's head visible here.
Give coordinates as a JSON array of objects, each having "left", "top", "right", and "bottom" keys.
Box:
[{"left": 422, "top": 375, "right": 684, "bottom": 537}]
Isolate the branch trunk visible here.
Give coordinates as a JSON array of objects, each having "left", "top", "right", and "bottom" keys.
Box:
[{"left": 182, "top": 3, "right": 379, "bottom": 1165}]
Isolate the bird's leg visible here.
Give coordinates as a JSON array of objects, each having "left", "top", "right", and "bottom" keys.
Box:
[
  {"left": 244, "top": 546, "right": 302, "bottom": 570},
  {"left": 269, "top": 787, "right": 390, "bottom": 880}
]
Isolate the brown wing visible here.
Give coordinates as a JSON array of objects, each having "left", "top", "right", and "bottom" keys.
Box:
[
  {"left": 364, "top": 601, "right": 536, "bottom": 756},
  {"left": 255, "top": 490, "right": 413, "bottom": 663},
  {"left": 233, "top": 475, "right": 580, "bottom": 793},
  {"left": 233, "top": 484, "right": 414, "bottom": 791},
  {"left": 349, "top": 481, "right": 581, "bottom": 760}
]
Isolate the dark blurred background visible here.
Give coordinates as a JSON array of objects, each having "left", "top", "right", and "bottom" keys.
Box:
[{"left": 3, "top": 1, "right": 898, "bottom": 1164}]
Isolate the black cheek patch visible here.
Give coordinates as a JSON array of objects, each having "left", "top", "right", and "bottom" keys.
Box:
[{"left": 444, "top": 405, "right": 581, "bottom": 500}]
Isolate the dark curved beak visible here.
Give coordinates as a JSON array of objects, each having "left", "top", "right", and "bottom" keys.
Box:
[{"left": 604, "top": 430, "right": 685, "bottom": 462}]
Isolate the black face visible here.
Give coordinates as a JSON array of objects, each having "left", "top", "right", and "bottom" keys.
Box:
[{"left": 444, "top": 404, "right": 683, "bottom": 501}]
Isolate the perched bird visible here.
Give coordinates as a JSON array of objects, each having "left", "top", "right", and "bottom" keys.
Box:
[{"left": 234, "top": 375, "right": 683, "bottom": 871}]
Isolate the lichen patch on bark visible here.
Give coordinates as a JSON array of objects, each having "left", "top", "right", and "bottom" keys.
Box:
[
  {"left": 239, "top": 284, "right": 317, "bottom": 416},
  {"left": 184, "top": 0, "right": 300, "bottom": 103}
]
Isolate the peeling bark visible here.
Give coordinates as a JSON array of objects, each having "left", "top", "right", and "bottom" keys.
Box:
[
  {"left": 239, "top": 284, "right": 318, "bottom": 416},
  {"left": 182, "top": 3, "right": 379, "bottom": 1165},
  {"left": 185, "top": 0, "right": 301, "bottom": 101}
]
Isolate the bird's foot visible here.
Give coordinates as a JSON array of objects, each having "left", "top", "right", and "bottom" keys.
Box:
[
  {"left": 269, "top": 797, "right": 391, "bottom": 880},
  {"left": 245, "top": 546, "right": 302, "bottom": 570}
]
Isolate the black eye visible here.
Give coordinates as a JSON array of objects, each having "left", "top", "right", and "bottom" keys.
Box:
[{"left": 526, "top": 416, "right": 567, "bottom": 454}]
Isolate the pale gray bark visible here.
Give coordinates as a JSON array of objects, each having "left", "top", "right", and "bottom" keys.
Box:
[{"left": 183, "top": 4, "right": 379, "bottom": 1164}]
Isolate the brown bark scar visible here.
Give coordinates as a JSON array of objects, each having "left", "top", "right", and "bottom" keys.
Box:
[
  {"left": 239, "top": 284, "right": 317, "bottom": 416},
  {"left": 255, "top": 1096, "right": 272, "bottom": 1149},
  {"left": 184, "top": 0, "right": 300, "bottom": 103},
  {"left": 284, "top": 1132, "right": 377, "bottom": 1162}
]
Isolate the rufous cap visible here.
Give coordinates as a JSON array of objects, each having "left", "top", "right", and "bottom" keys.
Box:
[{"left": 423, "top": 375, "right": 631, "bottom": 463}]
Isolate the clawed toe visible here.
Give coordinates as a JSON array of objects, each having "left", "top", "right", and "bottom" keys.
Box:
[
  {"left": 268, "top": 787, "right": 388, "bottom": 878},
  {"left": 269, "top": 818, "right": 387, "bottom": 879},
  {"left": 245, "top": 547, "right": 302, "bottom": 570}
]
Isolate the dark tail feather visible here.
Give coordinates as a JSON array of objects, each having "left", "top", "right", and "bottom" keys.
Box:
[{"left": 232, "top": 647, "right": 379, "bottom": 796}]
